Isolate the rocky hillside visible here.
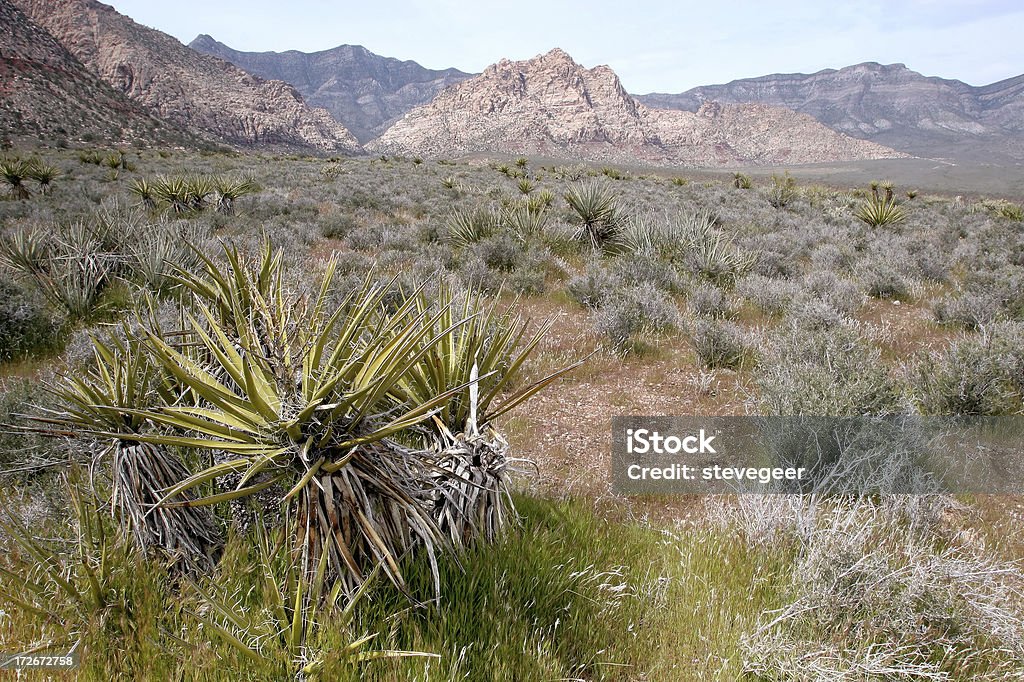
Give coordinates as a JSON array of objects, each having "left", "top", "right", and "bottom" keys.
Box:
[
  {"left": 638, "top": 63, "right": 1024, "bottom": 161},
  {"left": 188, "top": 35, "right": 471, "bottom": 144},
  {"left": 371, "top": 49, "right": 904, "bottom": 166},
  {"left": 0, "top": 0, "right": 183, "bottom": 145},
  {"left": 11, "top": 0, "right": 360, "bottom": 152}
]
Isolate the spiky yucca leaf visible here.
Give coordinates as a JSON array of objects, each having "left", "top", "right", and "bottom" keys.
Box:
[
  {"left": 564, "top": 180, "right": 622, "bottom": 248},
  {"left": 107, "top": 244, "right": 478, "bottom": 593},
  {"left": 36, "top": 331, "right": 220, "bottom": 570},
  {"left": 856, "top": 194, "right": 906, "bottom": 227}
]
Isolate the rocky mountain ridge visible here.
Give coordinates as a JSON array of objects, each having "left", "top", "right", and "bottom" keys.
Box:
[
  {"left": 11, "top": 0, "right": 360, "bottom": 152},
  {"left": 638, "top": 62, "right": 1024, "bottom": 161},
  {"left": 370, "top": 49, "right": 905, "bottom": 166},
  {"left": 188, "top": 35, "right": 472, "bottom": 144},
  {"left": 0, "top": 0, "right": 184, "bottom": 145}
]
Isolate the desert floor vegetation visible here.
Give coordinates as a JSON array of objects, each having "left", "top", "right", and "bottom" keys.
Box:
[{"left": 1, "top": 147, "right": 1023, "bottom": 680}]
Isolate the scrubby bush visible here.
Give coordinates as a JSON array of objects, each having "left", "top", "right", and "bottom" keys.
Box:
[
  {"left": 567, "top": 265, "right": 623, "bottom": 309},
  {"left": 0, "top": 278, "right": 61, "bottom": 361},
  {"left": 691, "top": 319, "right": 752, "bottom": 370},
  {"left": 913, "top": 323, "right": 1024, "bottom": 415},
  {"left": 688, "top": 282, "right": 734, "bottom": 319},
  {"left": 593, "top": 284, "right": 680, "bottom": 353},
  {"left": 755, "top": 316, "right": 904, "bottom": 414},
  {"left": 736, "top": 274, "right": 800, "bottom": 316}
]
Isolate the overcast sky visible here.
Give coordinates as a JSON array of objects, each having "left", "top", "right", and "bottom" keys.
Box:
[{"left": 106, "top": 0, "right": 1023, "bottom": 93}]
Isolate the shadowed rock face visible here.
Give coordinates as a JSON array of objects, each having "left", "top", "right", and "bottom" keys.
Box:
[
  {"left": 188, "top": 35, "right": 472, "bottom": 145},
  {"left": 11, "top": 0, "right": 360, "bottom": 152},
  {"left": 637, "top": 63, "right": 1024, "bottom": 162},
  {"left": 0, "top": 0, "right": 182, "bottom": 144},
  {"left": 370, "top": 49, "right": 905, "bottom": 167}
]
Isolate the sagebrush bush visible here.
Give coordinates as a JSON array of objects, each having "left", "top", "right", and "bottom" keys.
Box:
[
  {"left": 736, "top": 274, "right": 800, "bottom": 316},
  {"left": 913, "top": 323, "right": 1024, "bottom": 415},
  {"left": 567, "top": 264, "right": 622, "bottom": 309},
  {"left": 755, "top": 317, "right": 904, "bottom": 415},
  {"left": 688, "top": 283, "right": 734, "bottom": 319},
  {"left": 593, "top": 284, "right": 680, "bottom": 353},
  {"left": 0, "top": 277, "right": 61, "bottom": 361},
  {"left": 691, "top": 319, "right": 751, "bottom": 370}
]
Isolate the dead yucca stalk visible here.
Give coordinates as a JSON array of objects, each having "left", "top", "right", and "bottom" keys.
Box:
[{"left": 391, "top": 283, "right": 585, "bottom": 547}]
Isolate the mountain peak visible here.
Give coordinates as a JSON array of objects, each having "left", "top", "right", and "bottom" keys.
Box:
[
  {"left": 371, "top": 51, "right": 904, "bottom": 166},
  {"left": 11, "top": 0, "right": 360, "bottom": 151},
  {"left": 187, "top": 34, "right": 473, "bottom": 143}
]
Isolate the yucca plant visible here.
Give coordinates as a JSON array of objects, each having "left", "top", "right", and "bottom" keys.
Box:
[
  {"left": 502, "top": 202, "right": 547, "bottom": 241},
  {"left": 153, "top": 175, "right": 193, "bottom": 214},
  {"left": 517, "top": 178, "right": 535, "bottom": 195},
  {"left": 856, "top": 183, "right": 906, "bottom": 227},
  {"left": 86, "top": 244, "right": 478, "bottom": 595},
  {"left": 733, "top": 172, "right": 752, "bottom": 189},
  {"left": 33, "top": 330, "right": 221, "bottom": 570},
  {"left": 186, "top": 175, "right": 215, "bottom": 212},
  {"left": 564, "top": 180, "right": 623, "bottom": 248},
  {"left": 214, "top": 176, "right": 256, "bottom": 214},
  {"left": 446, "top": 206, "right": 496, "bottom": 247},
  {"left": 766, "top": 173, "right": 797, "bottom": 208},
  {"left": 128, "top": 177, "right": 158, "bottom": 210},
  {"left": 27, "top": 160, "right": 60, "bottom": 194},
  {"left": 2, "top": 221, "right": 115, "bottom": 319},
  {"left": 1, "top": 157, "right": 32, "bottom": 199},
  {"left": 0, "top": 227, "right": 50, "bottom": 276},
  {"left": 192, "top": 527, "right": 435, "bottom": 678}
]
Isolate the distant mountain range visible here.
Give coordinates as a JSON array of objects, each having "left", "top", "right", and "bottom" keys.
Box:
[
  {"left": 0, "top": 0, "right": 184, "bottom": 145},
  {"left": 8, "top": 0, "right": 359, "bottom": 152},
  {"left": 369, "top": 48, "right": 903, "bottom": 166},
  {"left": 638, "top": 63, "right": 1024, "bottom": 163},
  {"left": 2, "top": 0, "right": 1022, "bottom": 165},
  {"left": 188, "top": 35, "right": 472, "bottom": 144}
]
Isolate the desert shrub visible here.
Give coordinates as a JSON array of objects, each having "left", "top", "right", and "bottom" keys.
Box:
[
  {"left": 691, "top": 319, "right": 751, "bottom": 370},
  {"left": 743, "top": 500, "right": 1024, "bottom": 680},
  {"left": 318, "top": 212, "right": 359, "bottom": 239},
  {"left": 1000, "top": 202, "right": 1024, "bottom": 221},
  {"left": 764, "top": 173, "right": 797, "bottom": 208},
  {"left": 688, "top": 283, "right": 734, "bottom": 319},
  {"left": 0, "top": 278, "right": 62, "bottom": 361},
  {"left": 461, "top": 236, "right": 551, "bottom": 295},
  {"left": 736, "top": 275, "right": 800, "bottom": 316},
  {"left": 609, "top": 253, "right": 686, "bottom": 294},
  {"left": 913, "top": 323, "right": 1024, "bottom": 415},
  {"left": 859, "top": 258, "right": 912, "bottom": 300},
  {"left": 593, "top": 284, "right": 680, "bottom": 353},
  {"left": 566, "top": 265, "right": 623, "bottom": 309},
  {"left": 934, "top": 290, "right": 1006, "bottom": 329},
  {"left": 809, "top": 243, "right": 855, "bottom": 273},
  {"left": 802, "top": 271, "right": 865, "bottom": 315},
  {"left": 755, "top": 317, "right": 903, "bottom": 415}
]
